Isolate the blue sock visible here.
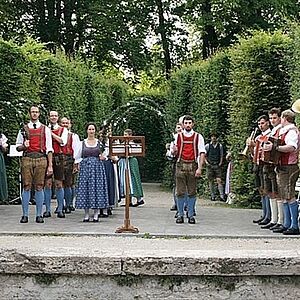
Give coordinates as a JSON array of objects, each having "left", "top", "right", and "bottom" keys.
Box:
[
  {"left": 283, "top": 202, "right": 291, "bottom": 229},
  {"left": 261, "top": 196, "right": 266, "bottom": 219},
  {"left": 288, "top": 201, "right": 299, "bottom": 229},
  {"left": 35, "top": 190, "right": 44, "bottom": 217},
  {"left": 176, "top": 196, "right": 185, "bottom": 217},
  {"left": 264, "top": 196, "right": 271, "bottom": 220},
  {"left": 187, "top": 196, "right": 196, "bottom": 218},
  {"left": 21, "top": 190, "right": 30, "bottom": 217},
  {"left": 56, "top": 188, "right": 64, "bottom": 213},
  {"left": 44, "top": 188, "right": 52, "bottom": 213},
  {"left": 64, "top": 187, "right": 72, "bottom": 207}
]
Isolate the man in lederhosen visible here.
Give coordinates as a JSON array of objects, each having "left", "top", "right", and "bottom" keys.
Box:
[
  {"left": 171, "top": 115, "right": 206, "bottom": 224},
  {"left": 44, "top": 111, "right": 68, "bottom": 218},
  {"left": 60, "top": 117, "right": 80, "bottom": 213},
  {"left": 16, "top": 105, "right": 53, "bottom": 223}
]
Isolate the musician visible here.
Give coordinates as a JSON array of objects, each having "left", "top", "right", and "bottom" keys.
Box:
[
  {"left": 44, "top": 111, "right": 68, "bottom": 218},
  {"left": 16, "top": 105, "right": 53, "bottom": 223},
  {"left": 205, "top": 133, "right": 225, "bottom": 201},
  {"left": 60, "top": 117, "right": 80, "bottom": 213},
  {"left": 249, "top": 115, "right": 271, "bottom": 225},
  {"left": 0, "top": 132, "right": 8, "bottom": 201},
  {"left": 171, "top": 115, "right": 205, "bottom": 224},
  {"left": 261, "top": 108, "right": 283, "bottom": 230},
  {"left": 264, "top": 109, "right": 300, "bottom": 235}
]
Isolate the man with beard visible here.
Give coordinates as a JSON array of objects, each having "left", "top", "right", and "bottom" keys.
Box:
[
  {"left": 171, "top": 115, "right": 205, "bottom": 224},
  {"left": 16, "top": 105, "right": 53, "bottom": 223}
]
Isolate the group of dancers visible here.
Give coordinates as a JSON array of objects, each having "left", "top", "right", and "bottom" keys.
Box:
[
  {"left": 249, "top": 108, "right": 300, "bottom": 235},
  {"left": 1, "top": 105, "right": 144, "bottom": 223}
]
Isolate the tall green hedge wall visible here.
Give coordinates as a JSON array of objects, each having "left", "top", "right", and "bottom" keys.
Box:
[{"left": 164, "top": 30, "right": 295, "bottom": 205}]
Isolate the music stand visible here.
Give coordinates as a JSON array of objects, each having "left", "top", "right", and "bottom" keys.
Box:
[
  {"left": 109, "top": 135, "right": 145, "bottom": 233},
  {"left": 8, "top": 145, "right": 23, "bottom": 204}
]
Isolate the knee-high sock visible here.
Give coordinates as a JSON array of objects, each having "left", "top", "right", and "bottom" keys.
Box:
[
  {"left": 270, "top": 198, "right": 278, "bottom": 224},
  {"left": 35, "top": 190, "right": 44, "bottom": 217},
  {"left": 277, "top": 200, "right": 284, "bottom": 224},
  {"left": 84, "top": 208, "right": 89, "bottom": 219},
  {"left": 218, "top": 183, "right": 224, "bottom": 199},
  {"left": 288, "top": 201, "right": 299, "bottom": 229},
  {"left": 64, "top": 187, "right": 72, "bottom": 207},
  {"left": 187, "top": 196, "right": 196, "bottom": 219},
  {"left": 44, "top": 187, "right": 52, "bottom": 213},
  {"left": 176, "top": 196, "right": 185, "bottom": 217},
  {"left": 261, "top": 196, "right": 266, "bottom": 218},
  {"left": 93, "top": 208, "right": 99, "bottom": 219},
  {"left": 283, "top": 202, "right": 291, "bottom": 229},
  {"left": 71, "top": 187, "right": 76, "bottom": 204},
  {"left": 209, "top": 181, "right": 215, "bottom": 198},
  {"left": 21, "top": 190, "right": 30, "bottom": 217},
  {"left": 264, "top": 196, "right": 271, "bottom": 220},
  {"left": 56, "top": 188, "right": 64, "bottom": 213}
]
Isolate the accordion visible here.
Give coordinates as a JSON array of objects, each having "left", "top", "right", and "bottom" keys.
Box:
[{"left": 261, "top": 136, "right": 283, "bottom": 165}]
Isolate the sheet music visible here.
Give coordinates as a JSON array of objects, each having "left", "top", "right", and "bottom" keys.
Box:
[{"left": 8, "top": 145, "right": 23, "bottom": 157}]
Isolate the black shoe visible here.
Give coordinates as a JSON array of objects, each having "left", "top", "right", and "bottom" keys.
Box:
[
  {"left": 70, "top": 206, "right": 75, "bottom": 211},
  {"left": 43, "top": 211, "right": 51, "bottom": 218},
  {"left": 93, "top": 218, "right": 99, "bottom": 222},
  {"left": 283, "top": 227, "right": 300, "bottom": 235},
  {"left": 188, "top": 217, "right": 196, "bottom": 224},
  {"left": 20, "top": 216, "right": 28, "bottom": 223},
  {"left": 270, "top": 223, "right": 281, "bottom": 230},
  {"left": 258, "top": 218, "right": 271, "bottom": 225},
  {"left": 174, "top": 212, "right": 179, "bottom": 218},
  {"left": 273, "top": 225, "right": 288, "bottom": 233},
  {"left": 261, "top": 222, "right": 276, "bottom": 229},
  {"left": 83, "top": 218, "right": 89, "bottom": 222},
  {"left": 99, "top": 208, "right": 108, "bottom": 218},
  {"left": 65, "top": 207, "right": 71, "bottom": 214},
  {"left": 107, "top": 208, "right": 112, "bottom": 216},
  {"left": 170, "top": 205, "right": 177, "bottom": 211},
  {"left": 253, "top": 216, "right": 264, "bottom": 224},
  {"left": 133, "top": 200, "right": 145, "bottom": 207},
  {"left": 36, "top": 216, "right": 44, "bottom": 223},
  {"left": 57, "top": 212, "right": 65, "bottom": 218},
  {"left": 176, "top": 216, "right": 184, "bottom": 224},
  {"left": 54, "top": 207, "right": 58, "bottom": 214}
]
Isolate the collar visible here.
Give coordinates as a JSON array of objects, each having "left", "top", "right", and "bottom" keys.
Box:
[
  {"left": 29, "top": 121, "right": 41, "bottom": 128},
  {"left": 49, "top": 123, "right": 60, "bottom": 130},
  {"left": 182, "top": 129, "right": 194, "bottom": 137}
]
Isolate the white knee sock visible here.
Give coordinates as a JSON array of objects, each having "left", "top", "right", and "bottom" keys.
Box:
[
  {"left": 270, "top": 198, "right": 278, "bottom": 224},
  {"left": 277, "top": 200, "right": 284, "bottom": 225}
]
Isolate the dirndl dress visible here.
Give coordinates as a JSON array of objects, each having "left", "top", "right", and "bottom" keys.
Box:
[{"left": 75, "top": 141, "right": 109, "bottom": 209}]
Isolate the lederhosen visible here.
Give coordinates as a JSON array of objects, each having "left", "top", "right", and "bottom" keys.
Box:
[
  {"left": 22, "top": 125, "right": 47, "bottom": 187},
  {"left": 175, "top": 132, "right": 199, "bottom": 197}
]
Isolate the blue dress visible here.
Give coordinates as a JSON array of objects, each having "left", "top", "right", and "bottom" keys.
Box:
[{"left": 75, "top": 141, "right": 109, "bottom": 209}]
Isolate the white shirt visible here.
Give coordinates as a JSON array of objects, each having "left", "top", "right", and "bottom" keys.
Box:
[
  {"left": 16, "top": 121, "right": 53, "bottom": 154},
  {"left": 279, "top": 123, "right": 299, "bottom": 149},
  {"left": 74, "top": 138, "right": 100, "bottom": 164},
  {"left": 0, "top": 133, "right": 8, "bottom": 148}
]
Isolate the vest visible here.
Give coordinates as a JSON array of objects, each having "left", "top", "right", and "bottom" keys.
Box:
[
  {"left": 52, "top": 127, "right": 64, "bottom": 154},
  {"left": 24, "top": 125, "right": 46, "bottom": 153},
  {"left": 62, "top": 132, "right": 73, "bottom": 156},
  {"left": 207, "top": 143, "right": 221, "bottom": 165},
  {"left": 279, "top": 127, "right": 300, "bottom": 165},
  {"left": 177, "top": 132, "right": 199, "bottom": 162}
]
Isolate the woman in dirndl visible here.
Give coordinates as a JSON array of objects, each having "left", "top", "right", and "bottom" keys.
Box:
[
  {"left": 75, "top": 123, "right": 109, "bottom": 222},
  {"left": 0, "top": 132, "right": 8, "bottom": 202}
]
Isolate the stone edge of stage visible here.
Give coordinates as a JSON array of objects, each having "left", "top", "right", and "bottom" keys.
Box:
[{"left": 0, "top": 235, "right": 300, "bottom": 277}]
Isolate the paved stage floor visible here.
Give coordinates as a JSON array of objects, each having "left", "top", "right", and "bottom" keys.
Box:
[{"left": 0, "top": 183, "right": 291, "bottom": 238}]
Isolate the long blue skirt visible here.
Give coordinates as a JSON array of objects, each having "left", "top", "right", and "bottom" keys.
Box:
[{"left": 75, "top": 157, "right": 109, "bottom": 209}]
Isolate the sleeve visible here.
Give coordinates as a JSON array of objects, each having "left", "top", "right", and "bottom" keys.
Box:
[
  {"left": 285, "top": 130, "right": 299, "bottom": 149},
  {"left": 45, "top": 126, "right": 54, "bottom": 154},
  {"left": 16, "top": 130, "right": 24, "bottom": 147},
  {"left": 198, "top": 134, "right": 206, "bottom": 154},
  {"left": 72, "top": 134, "right": 81, "bottom": 160},
  {"left": 74, "top": 140, "right": 83, "bottom": 164},
  {"left": 219, "top": 143, "right": 224, "bottom": 157}
]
